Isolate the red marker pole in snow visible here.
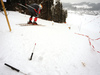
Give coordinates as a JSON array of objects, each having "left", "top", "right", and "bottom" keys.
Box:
[{"left": 29, "top": 43, "right": 36, "bottom": 60}]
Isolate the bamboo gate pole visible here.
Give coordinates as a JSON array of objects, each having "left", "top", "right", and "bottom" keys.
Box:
[{"left": 0, "top": 0, "right": 11, "bottom": 32}]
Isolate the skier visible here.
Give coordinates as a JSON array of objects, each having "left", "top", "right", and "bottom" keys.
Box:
[{"left": 27, "top": 3, "right": 43, "bottom": 25}]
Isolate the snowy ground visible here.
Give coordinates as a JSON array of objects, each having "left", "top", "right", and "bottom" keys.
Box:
[{"left": 0, "top": 11, "right": 100, "bottom": 75}]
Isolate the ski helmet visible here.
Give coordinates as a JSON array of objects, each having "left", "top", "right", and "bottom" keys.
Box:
[{"left": 39, "top": 4, "right": 43, "bottom": 9}]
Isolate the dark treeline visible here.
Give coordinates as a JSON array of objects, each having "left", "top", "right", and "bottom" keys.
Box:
[{"left": 0, "top": 0, "right": 67, "bottom": 23}]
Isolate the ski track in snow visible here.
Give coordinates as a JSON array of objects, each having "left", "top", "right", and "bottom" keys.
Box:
[{"left": 0, "top": 11, "right": 100, "bottom": 75}]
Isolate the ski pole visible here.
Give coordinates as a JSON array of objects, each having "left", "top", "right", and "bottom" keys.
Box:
[
  {"left": 40, "top": 0, "right": 45, "bottom": 4},
  {"left": 18, "top": 3, "right": 35, "bottom": 10},
  {"left": 40, "top": 0, "right": 48, "bottom": 4},
  {"left": 18, "top": 3, "right": 28, "bottom": 9},
  {"left": 29, "top": 43, "right": 36, "bottom": 60},
  {"left": 4, "top": 63, "right": 27, "bottom": 75},
  {"left": 25, "top": 4, "right": 35, "bottom": 10}
]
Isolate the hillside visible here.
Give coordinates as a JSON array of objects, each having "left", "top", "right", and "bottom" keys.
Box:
[
  {"left": 0, "top": 11, "right": 100, "bottom": 75},
  {"left": 63, "top": 2, "right": 100, "bottom": 15}
]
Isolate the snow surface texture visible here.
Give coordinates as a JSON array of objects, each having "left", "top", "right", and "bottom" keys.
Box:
[{"left": 0, "top": 11, "right": 100, "bottom": 75}]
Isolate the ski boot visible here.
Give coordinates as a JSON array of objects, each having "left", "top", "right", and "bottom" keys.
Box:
[
  {"left": 27, "top": 21, "right": 32, "bottom": 24},
  {"left": 32, "top": 21, "right": 38, "bottom": 25}
]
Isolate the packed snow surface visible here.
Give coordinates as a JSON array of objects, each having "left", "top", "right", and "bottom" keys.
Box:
[{"left": 0, "top": 11, "right": 100, "bottom": 75}]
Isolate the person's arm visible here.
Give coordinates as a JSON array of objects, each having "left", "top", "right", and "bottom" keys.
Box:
[{"left": 38, "top": 7, "right": 41, "bottom": 14}]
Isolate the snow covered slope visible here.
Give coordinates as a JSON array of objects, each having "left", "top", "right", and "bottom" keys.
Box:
[{"left": 0, "top": 11, "right": 100, "bottom": 75}]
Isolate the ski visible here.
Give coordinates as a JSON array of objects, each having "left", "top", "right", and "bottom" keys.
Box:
[{"left": 16, "top": 23, "right": 45, "bottom": 26}]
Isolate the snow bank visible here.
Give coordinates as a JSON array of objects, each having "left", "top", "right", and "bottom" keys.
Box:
[{"left": 0, "top": 11, "right": 100, "bottom": 75}]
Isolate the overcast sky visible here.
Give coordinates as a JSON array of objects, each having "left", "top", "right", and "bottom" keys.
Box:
[{"left": 60, "top": 0, "right": 100, "bottom": 3}]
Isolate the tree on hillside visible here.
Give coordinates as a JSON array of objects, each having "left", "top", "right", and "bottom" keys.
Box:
[
  {"left": 51, "top": 0, "right": 67, "bottom": 23},
  {"left": 39, "top": 0, "right": 53, "bottom": 20}
]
